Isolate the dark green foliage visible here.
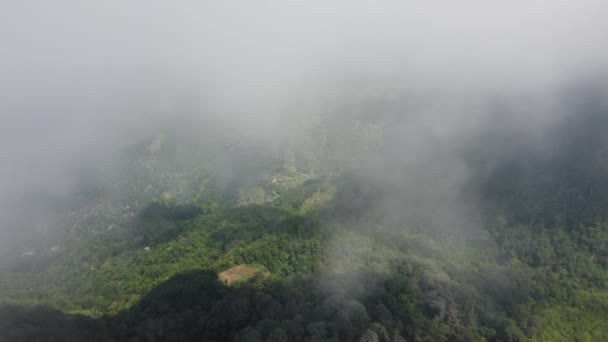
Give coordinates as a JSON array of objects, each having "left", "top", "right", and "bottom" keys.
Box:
[
  {"left": 3, "top": 104, "right": 608, "bottom": 341},
  {"left": 0, "top": 268, "right": 517, "bottom": 341}
]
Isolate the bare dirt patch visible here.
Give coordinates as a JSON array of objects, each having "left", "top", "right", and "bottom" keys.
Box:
[{"left": 218, "top": 264, "right": 269, "bottom": 285}]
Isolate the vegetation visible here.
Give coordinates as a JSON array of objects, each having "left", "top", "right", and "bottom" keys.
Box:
[{"left": 2, "top": 109, "right": 608, "bottom": 341}]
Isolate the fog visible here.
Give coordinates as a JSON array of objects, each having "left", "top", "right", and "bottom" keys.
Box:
[{"left": 1, "top": 1, "right": 608, "bottom": 256}]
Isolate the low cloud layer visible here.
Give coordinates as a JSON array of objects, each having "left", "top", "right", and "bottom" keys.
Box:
[{"left": 1, "top": 1, "right": 608, "bottom": 253}]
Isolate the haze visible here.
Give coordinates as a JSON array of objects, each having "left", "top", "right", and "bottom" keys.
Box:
[{"left": 1, "top": 1, "right": 608, "bottom": 255}]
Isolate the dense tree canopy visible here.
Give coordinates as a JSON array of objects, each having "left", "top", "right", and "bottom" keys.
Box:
[{"left": 2, "top": 106, "right": 608, "bottom": 341}]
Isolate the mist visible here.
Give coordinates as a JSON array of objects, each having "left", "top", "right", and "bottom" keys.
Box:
[{"left": 2, "top": 0, "right": 608, "bottom": 257}]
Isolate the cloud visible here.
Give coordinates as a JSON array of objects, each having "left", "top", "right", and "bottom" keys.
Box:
[{"left": 1, "top": 1, "right": 608, "bottom": 253}]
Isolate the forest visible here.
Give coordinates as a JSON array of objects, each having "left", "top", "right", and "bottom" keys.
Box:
[{"left": 2, "top": 87, "right": 608, "bottom": 342}]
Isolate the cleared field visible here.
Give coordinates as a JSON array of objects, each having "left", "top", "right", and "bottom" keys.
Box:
[{"left": 218, "top": 264, "right": 270, "bottom": 285}]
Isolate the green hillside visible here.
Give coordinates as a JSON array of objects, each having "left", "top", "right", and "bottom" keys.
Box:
[{"left": 2, "top": 109, "right": 608, "bottom": 342}]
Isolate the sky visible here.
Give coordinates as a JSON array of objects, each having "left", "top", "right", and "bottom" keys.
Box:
[{"left": 1, "top": 1, "right": 608, "bottom": 254}]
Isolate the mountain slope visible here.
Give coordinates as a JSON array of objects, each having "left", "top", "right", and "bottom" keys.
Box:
[{"left": 2, "top": 105, "right": 608, "bottom": 341}]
